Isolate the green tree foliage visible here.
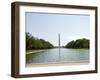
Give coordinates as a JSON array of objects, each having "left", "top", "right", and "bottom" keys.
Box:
[
  {"left": 26, "top": 32, "right": 54, "bottom": 50},
  {"left": 65, "top": 38, "right": 89, "bottom": 49}
]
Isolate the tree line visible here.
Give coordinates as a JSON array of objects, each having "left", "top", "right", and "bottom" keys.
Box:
[
  {"left": 26, "top": 32, "right": 54, "bottom": 50},
  {"left": 26, "top": 32, "right": 89, "bottom": 50},
  {"left": 65, "top": 38, "right": 89, "bottom": 49}
]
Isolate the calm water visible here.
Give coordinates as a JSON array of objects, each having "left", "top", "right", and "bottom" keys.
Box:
[{"left": 26, "top": 48, "right": 89, "bottom": 64}]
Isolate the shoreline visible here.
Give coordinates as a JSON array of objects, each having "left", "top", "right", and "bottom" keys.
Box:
[
  {"left": 26, "top": 49, "right": 48, "bottom": 54},
  {"left": 26, "top": 48, "right": 89, "bottom": 54},
  {"left": 26, "top": 60, "right": 89, "bottom": 67}
]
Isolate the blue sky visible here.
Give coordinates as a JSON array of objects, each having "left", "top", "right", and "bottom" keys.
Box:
[{"left": 26, "top": 12, "right": 90, "bottom": 46}]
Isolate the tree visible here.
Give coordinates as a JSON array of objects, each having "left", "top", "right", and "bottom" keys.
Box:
[
  {"left": 65, "top": 40, "right": 75, "bottom": 48},
  {"left": 26, "top": 32, "right": 54, "bottom": 50},
  {"left": 65, "top": 38, "right": 89, "bottom": 49},
  {"left": 26, "top": 32, "right": 35, "bottom": 50}
]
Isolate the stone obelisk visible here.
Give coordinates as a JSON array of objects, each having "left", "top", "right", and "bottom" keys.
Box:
[{"left": 58, "top": 33, "right": 60, "bottom": 61}]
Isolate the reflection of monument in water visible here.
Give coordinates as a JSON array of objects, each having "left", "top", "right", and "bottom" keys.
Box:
[{"left": 58, "top": 33, "right": 61, "bottom": 61}]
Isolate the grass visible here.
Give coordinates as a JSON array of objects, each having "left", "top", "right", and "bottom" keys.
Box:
[{"left": 26, "top": 49, "right": 48, "bottom": 54}]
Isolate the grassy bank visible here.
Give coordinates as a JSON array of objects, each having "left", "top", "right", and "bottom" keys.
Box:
[{"left": 26, "top": 49, "right": 48, "bottom": 54}]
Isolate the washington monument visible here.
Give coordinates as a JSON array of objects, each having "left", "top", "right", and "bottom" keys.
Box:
[{"left": 58, "top": 33, "right": 61, "bottom": 61}]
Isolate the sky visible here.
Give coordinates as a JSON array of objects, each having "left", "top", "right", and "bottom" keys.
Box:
[{"left": 26, "top": 12, "right": 90, "bottom": 46}]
